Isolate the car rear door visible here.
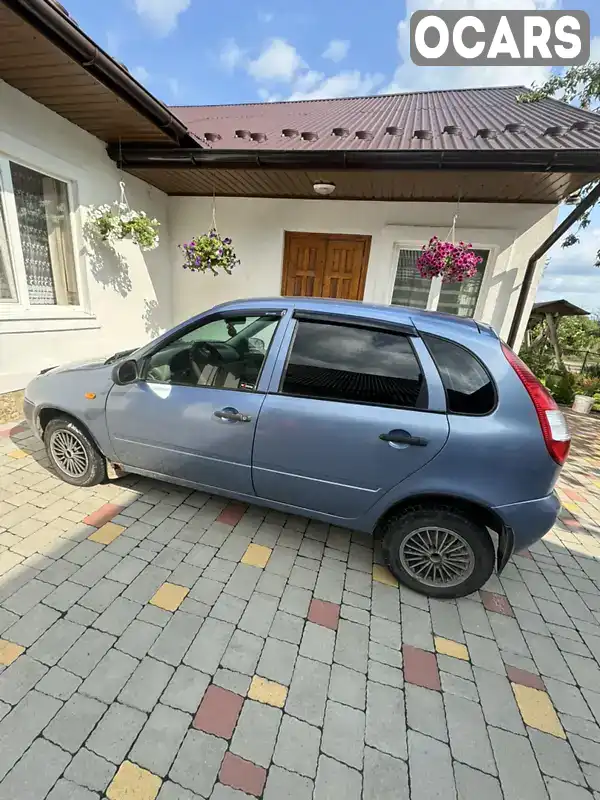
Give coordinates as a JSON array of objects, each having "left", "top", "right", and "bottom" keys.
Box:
[{"left": 252, "top": 311, "right": 450, "bottom": 522}]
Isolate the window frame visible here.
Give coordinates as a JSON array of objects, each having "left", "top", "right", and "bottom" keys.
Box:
[
  {"left": 277, "top": 316, "right": 429, "bottom": 412},
  {"left": 0, "top": 148, "right": 89, "bottom": 323},
  {"left": 139, "top": 310, "right": 284, "bottom": 394},
  {"left": 388, "top": 238, "right": 499, "bottom": 320}
]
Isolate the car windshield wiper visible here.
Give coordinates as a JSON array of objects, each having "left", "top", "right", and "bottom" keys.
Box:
[{"left": 104, "top": 348, "right": 138, "bottom": 365}]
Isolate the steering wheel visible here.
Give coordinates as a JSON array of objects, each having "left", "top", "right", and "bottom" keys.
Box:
[{"left": 189, "top": 341, "right": 223, "bottom": 382}]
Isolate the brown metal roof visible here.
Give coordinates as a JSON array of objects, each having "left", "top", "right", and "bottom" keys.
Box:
[
  {"left": 531, "top": 300, "right": 590, "bottom": 317},
  {"left": 171, "top": 87, "right": 600, "bottom": 152}
]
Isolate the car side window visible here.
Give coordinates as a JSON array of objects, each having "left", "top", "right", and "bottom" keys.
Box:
[
  {"left": 281, "top": 320, "right": 425, "bottom": 409},
  {"left": 144, "top": 314, "right": 279, "bottom": 391},
  {"left": 423, "top": 334, "right": 496, "bottom": 415}
]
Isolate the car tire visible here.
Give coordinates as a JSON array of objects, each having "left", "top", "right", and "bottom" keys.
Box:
[
  {"left": 44, "top": 417, "right": 106, "bottom": 488},
  {"left": 381, "top": 506, "right": 495, "bottom": 599}
]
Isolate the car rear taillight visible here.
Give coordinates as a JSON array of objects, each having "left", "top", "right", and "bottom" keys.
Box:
[{"left": 501, "top": 342, "right": 571, "bottom": 466}]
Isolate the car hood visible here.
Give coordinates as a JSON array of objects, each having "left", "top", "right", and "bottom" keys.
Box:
[{"left": 40, "top": 347, "right": 140, "bottom": 377}]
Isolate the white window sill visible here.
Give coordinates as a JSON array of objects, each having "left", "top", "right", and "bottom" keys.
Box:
[{"left": 0, "top": 312, "right": 100, "bottom": 335}]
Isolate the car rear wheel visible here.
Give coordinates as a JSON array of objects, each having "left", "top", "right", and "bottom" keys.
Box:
[
  {"left": 381, "top": 506, "right": 495, "bottom": 599},
  {"left": 44, "top": 417, "right": 106, "bottom": 487}
]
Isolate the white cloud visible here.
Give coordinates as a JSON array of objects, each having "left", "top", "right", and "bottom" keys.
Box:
[
  {"left": 166, "top": 77, "right": 182, "bottom": 100},
  {"left": 384, "top": 0, "right": 558, "bottom": 94},
  {"left": 322, "top": 39, "right": 350, "bottom": 63},
  {"left": 248, "top": 39, "right": 304, "bottom": 82},
  {"left": 133, "top": 0, "right": 191, "bottom": 36},
  {"left": 131, "top": 65, "right": 150, "bottom": 83},
  {"left": 258, "top": 11, "right": 274, "bottom": 23},
  {"left": 289, "top": 70, "right": 385, "bottom": 101},
  {"left": 220, "top": 39, "right": 245, "bottom": 72}
]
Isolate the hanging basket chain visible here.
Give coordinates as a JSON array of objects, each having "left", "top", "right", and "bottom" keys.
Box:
[
  {"left": 87, "top": 176, "right": 160, "bottom": 251},
  {"left": 179, "top": 194, "right": 239, "bottom": 276},
  {"left": 416, "top": 194, "right": 481, "bottom": 283}
]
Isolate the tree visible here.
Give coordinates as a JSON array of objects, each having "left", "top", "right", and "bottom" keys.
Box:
[{"left": 518, "top": 63, "right": 600, "bottom": 265}]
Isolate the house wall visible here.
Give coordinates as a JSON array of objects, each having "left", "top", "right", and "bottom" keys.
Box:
[
  {"left": 169, "top": 196, "right": 558, "bottom": 344},
  {"left": 0, "top": 80, "right": 173, "bottom": 393}
]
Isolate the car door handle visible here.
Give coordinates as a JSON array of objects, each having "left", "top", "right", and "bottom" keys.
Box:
[
  {"left": 213, "top": 407, "right": 252, "bottom": 423},
  {"left": 379, "top": 430, "right": 428, "bottom": 446}
]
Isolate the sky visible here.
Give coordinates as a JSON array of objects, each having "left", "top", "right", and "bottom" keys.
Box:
[{"left": 62, "top": 0, "right": 600, "bottom": 313}]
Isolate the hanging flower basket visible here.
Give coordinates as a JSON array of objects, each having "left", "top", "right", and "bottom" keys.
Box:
[
  {"left": 416, "top": 236, "right": 482, "bottom": 283},
  {"left": 179, "top": 228, "right": 239, "bottom": 275},
  {"left": 88, "top": 202, "right": 160, "bottom": 251}
]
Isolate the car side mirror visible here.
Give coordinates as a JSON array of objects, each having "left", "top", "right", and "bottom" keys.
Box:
[{"left": 112, "top": 359, "right": 139, "bottom": 386}]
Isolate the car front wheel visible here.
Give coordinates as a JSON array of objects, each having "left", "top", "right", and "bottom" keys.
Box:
[
  {"left": 381, "top": 506, "right": 495, "bottom": 599},
  {"left": 44, "top": 417, "right": 106, "bottom": 487}
]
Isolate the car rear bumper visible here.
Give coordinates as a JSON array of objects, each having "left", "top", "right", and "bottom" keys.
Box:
[{"left": 494, "top": 491, "right": 561, "bottom": 553}]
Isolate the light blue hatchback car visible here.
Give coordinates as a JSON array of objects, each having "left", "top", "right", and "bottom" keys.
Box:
[{"left": 24, "top": 297, "right": 569, "bottom": 598}]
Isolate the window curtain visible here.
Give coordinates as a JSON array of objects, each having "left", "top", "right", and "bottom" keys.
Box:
[
  {"left": 391, "top": 249, "right": 431, "bottom": 310},
  {"left": 0, "top": 195, "right": 16, "bottom": 301}
]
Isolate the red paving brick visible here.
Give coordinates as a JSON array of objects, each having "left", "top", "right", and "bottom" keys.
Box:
[
  {"left": 563, "top": 488, "right": 585, "bottom": 503},
  {"left": 0, "top": 424, "right": 26, "bottom": 438},
  {"left": 506, "top": 665, "right": 545, "bottom": 691},
  {"left": 515, "top": 549, "right": 533, "bottom": 560},
  {"left": 193, "top": 685, "right": 243, "bottom": 739},
  {"left": 403, "top": 644, "right": 441, "bottom": 691},
  {"left": 480, "top": 590, "right": 514, "bottom": 617},
  {"left": 217, "top": 503, "right": 247, "bottom": 527},
  {"left": 83, "top": 503, "right": 124, "bottom": 528},
  {"left": 308, "top": 598, "right": 340, "bottom": 630},
  {"left": 219, "top": 752, "right": 266, "bottom": 797}
]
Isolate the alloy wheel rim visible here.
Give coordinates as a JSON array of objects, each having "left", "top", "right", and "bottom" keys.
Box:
[
  {"left": 49, "top": 430, "right": 89, "bottom": 478},
  {"left": 399, "top": 526, "right": 475, "bottom": 588}
]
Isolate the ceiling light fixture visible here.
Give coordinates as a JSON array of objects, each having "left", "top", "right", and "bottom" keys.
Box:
[{"left": 313, "top": 181, "right": 336, "bottom": 196}]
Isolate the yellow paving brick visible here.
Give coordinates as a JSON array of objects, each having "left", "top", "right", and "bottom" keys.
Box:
[
  {"left": 512, "top": 683, "right": 566, "bottom": 738},
  {"left": 7, "top": 449, "right": 27, "bottom": 459},
  {"left": 561, "top": 501, "right": 579, "bottom": 512},
  {"left": 372, "top": 564, "right": 398, "bottom": 587},
  {"left": 88, "top": 522, "right": 126, "bottom": 545},
  {"left": 0, "top": 639, "right": 25, "bottom": 666},
  {"left": 435, "top": 636, "right": 469, "bottom": 661},
  {"left": 149, "top": 582, "right": 189, "bottom": 612},
  {"left": 107, "top": 761, "right": 162, "bottom": 800},
  {"left": 241, "top": 543, "right": 272, "bottom": 568},
  {"left": 248, "top": 675, "right": 288, "bottom": 708}
]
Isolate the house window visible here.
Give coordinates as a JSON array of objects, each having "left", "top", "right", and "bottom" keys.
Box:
[
  {"left": 0, "top": 159, "right": 79, "bottom": 308},
  {"left": 392, "top": 248, "right": 488, "bottom": 318}
]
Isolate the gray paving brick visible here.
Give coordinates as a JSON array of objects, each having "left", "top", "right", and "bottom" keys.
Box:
[
  {"left": 490, "top": 725, "right": 547, "bottom": 800},
  {"left": 408, "top": 730, "right": 454, "bottom": 800},
  {"left": 367, "top": 659, "right": 403, "bottom": 688},
  {"left": 148, "top": 517, "right": 185, "bottom": 545},
  {"left": 344, "top": 569, "right": 371, "bottom": 597},
  {"left": 300, "top": 621, "right": 335, "bottom": 664},
  {"left": 286, "top": 655, "right": 330, "bottom": 726},
  {"left": 64, "top": 747, "right": 116, "bottom": 792},
  {"left": 457, "top": 598, "right": 494, "bottom": 638},
  {"left": 161, "top": 664, "right": 210, "bottom": 713},
  {"left": 36, "top": 665, "right": 82, "bottom": 701},
  {"left": 343, "top": 590, "right": 370, "bottom": 611},
  {"left": 0, "top": 736, "right": 71, "bottom": 800},
  {"left": 79, "top": 579, "right": 126, "bottom": 614},
  {"left": 106, "top": 534, "right": 139, "bottom": 557},
  {"left": 2, "top": 577, "right": 54, "bottom": 614},
  {"left": 65, "top": 604, "right": 99, "bottom": 628},
  {"left": 569, "top": 732, "right": 600, "bottom": 766},
  {"left": 321, "top": 699, "right": 365, "bottom": 769},
  {"left": 269, "top": 609, "right": 305, "bottom": 645},
  {"left": 138, "top": 603, "right": 172, "bottom": 627},
  {"left": 257, "top": 637, "right": 298, "bottom": 686},
  {"left": 264, "top": 545, "right": 296, "bottom": 578},
  {"left": 123, "top": 564, "right": 171, "bottom": 603},
  {"left": 582, "top": 762, "right": 600, "bottom": 791},
  {"left": 104, "top": 555, "right": 147, "bottom": 586},
  {"left": 150, "top": 611, "right": 204, "bottom": 666},
  {"left": 86, "top": 701, "right": 147, "bottom": 763},
  {"left": 44, "top": 691, "right": 107, "bottom": 753},
  {"left": 3, "top": 602, "right": 61, "bottom": 646},
  {"left": 262, "top": 765, "right": 313, "bottom": 800},
  {"left": 0, "top": 654, "right": 47, "bottom": 705},
  {"left": 0, "top": 607, "right": 18, "bottom": 635},
  {"left": 406, "top": 683, "right": 448, "bottom": 742},
  {"left": 546, "top": 777, "right": 594, "bottom": 800},
  {"left": 40, "top": 558, "right": 80, "bottom": 586},
  {"left": 445, "top": 692, "right": 496, "bottom": 774},
  {"left": 189, "top": 577, "right": 223, "bottom": 606},
  {"left": 224, "top": 563, "right": 261, "bottom": 600},
  {"left": 79, "top": 647, "right": 138, "bottom": 703},
  {"left": 474, "top": 665, "right": 525, "bottom": 733},
  {"left": 213, "top": 668, "right": 251, "bottom": 696},
  {"left": 238, "top": 592, "right": 278, "bottom": 637},
  {"left": 363, "top": 745, "right": 408, "bottom": 800},
  {"left": 221, "top": 629, "right": 264, "bottom": 675},
  {"left": 514, "top": 607, "right": 551, "bottom": 636},
  {"left": 529, "top": 728, "right": 585, "bottom": 785},
  {"left": 64, "top": 540, "right": 104, "bottom": 565},
  {"left": 341, "top": 604, "right": 370, "bottom": 626},
  {"left": 565, "top": 651, "right": 600, "bottom": 690},
  {"left": 231, "top": 698, "right": 281, "bottom": 767},
  {"left": 314, "top": 566, "right": 344, "bottom": 604},
  {"left": 501, "top": 577, "right": 539, "bottom": 613},
  {"left": 560, "top": 711, "right": 600, "bottom": 742},
  {"left": 43, "top": 581, "right": 87, "bottom": 613},
  {"left": 455, "top": 763, "right": 503, "bottom": 800},
  {"left": 369, "top": 616, "right": 401, "bottom": 648},
  {"left": 47, "top": 779, "right": 97, "bottom": 800},
  {"left": 210, "top": 592, "right": 247, "bottom": 624},
  {"left": 255, "top": 570, "right": 286, "bottom": 598},
  {"left": 544, "top": 676, "right": 594, "bottom": 720},
  {"left": 70, "top": 552, "right": 122, "bottom": 587},
  {"left": 115, "top": 618, "right": 161, "bottom": 659},
  {"left": 185, "top": 542, "right": 218, "bottom": 570},
  {"left": 168, "top": 563, "right": 203, "bottom": 589},
  {"left": 118, "top": 655, "right": 174, "bottom": 712},
  {"left": 328, "top": 662, "right": 366, "bottom": 710},
  {"left": 273, "top": 713, "right": 320, "bottom": 778},
  {"left": 401, "top": 604, "right": 434, "bottom": 651},
  {"left": 170, "top": 729, "right": 227, "bottom": 795},
  {"left": 130, "top": 703, "right": 190, "bottom": 777},
  {"left": 58, "top": 628, "right": 116, "bottom": 678},
  {"left": 28, "top": 618, "right": 85, "bottom": 666},
  {"left": 365, "top": 680, "right": 407, "bottom": 759},
  {"left": 289, "top": 564, "right": 318, "bottom": 590},
  {"left": 334, "top": 618, "right": 369, "bottom": 673},
  {"left": 430, "top": 598, "right": 465, "bottom": 642},
  {"left": 440, "top": 670, "right": 478, "bottom": 701},
  {"left": 184, "top": 617, "right": 235, "bottom": 674},
  {"left": 0, "top": 689, "right": 62, "bottom": 780},
  {"left": 489, "top": 613, "right": 530, "bottom": 656},
  {"left": 464, "top": 632, "right": 504, "bottom": 674},
  {"left": 369, "top": 640, "right": 402, "bottom": 668},
  {"left": 314, "top": 754, "right": 361, "bottom": 800}
]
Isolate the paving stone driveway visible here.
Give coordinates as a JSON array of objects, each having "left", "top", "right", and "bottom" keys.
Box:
[{"left": 1, "top": 410, "right": 600, "bottom": 799}]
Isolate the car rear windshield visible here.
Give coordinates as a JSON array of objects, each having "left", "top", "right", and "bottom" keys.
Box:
[{"left": 424, "top": 334, "right": 496, "bottom": 415}]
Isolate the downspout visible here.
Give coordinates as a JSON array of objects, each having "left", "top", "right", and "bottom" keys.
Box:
[{"left": 507, "top": 181, "right": 600, "bottom": 349}]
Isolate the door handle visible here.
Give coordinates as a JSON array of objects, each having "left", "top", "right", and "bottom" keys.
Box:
[
  {"left": 213, "top": 407, "right": 252, "bottom": 423},
  {"left": 380, "top": 430, "right": 428, "bottom": 447}
]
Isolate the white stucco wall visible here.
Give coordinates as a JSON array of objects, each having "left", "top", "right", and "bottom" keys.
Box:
[
  {"left": 169, "top": 196, "right": 558, "bottom": 345},
  {"left": 0, "top": 80, "right": 173, "bottom": 393}
]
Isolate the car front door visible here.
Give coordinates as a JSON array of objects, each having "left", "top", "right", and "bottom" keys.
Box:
[
  {"left": 105, "top": 310, "right": 284, "bottom": 495},
  {"left": 252, "top": 313, "right": 450, "bottom": 521}
]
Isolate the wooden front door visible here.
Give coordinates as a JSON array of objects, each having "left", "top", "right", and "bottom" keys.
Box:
[{"left": 281, "top": 232, "right": 371, "bottom": 301}]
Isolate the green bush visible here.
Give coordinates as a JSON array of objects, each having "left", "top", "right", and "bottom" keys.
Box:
[{"left": 545, "top": 372, "right": 577, "bottom": 406}]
